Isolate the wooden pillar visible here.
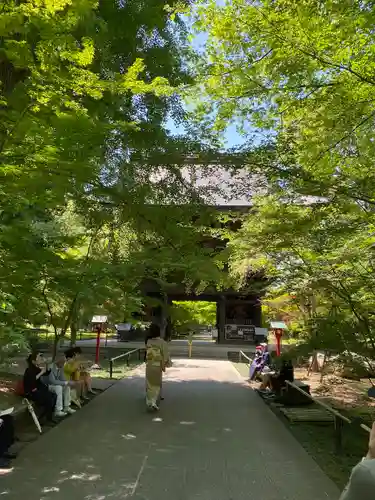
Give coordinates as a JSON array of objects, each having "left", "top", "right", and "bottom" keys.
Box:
[
  {"left": 216, "top": 296, "right": 226, "bottom": 344},
  {"left": 165, "top": 297, "right": 173, "bottom": 341},
  {"left": 159, "top": 293, "right": 170, "bottom": 339},
  {"left": 253, "top": 300, "right": 262, "bottom": 327}
]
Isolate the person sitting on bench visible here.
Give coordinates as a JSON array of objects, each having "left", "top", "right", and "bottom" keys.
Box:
[
  {"left": 46, "top": 353, "right": 76, "bottom": 418},
  {"left": 0, "top": 414, "right": 16, "bottom": 469},
  {"left": 249, "top": 350, "right": 262, "bottom": 380},
  {"left": 260, "top": 358, "right": 294, "bottom": 394},
  {"left": 260, "top": 343, "right": 271, "bottom": 365},
  {"left": 23, "top": 353, "right": 57, "bottom": 424},
  {"left": 64, "top": 348, "right": 86, "bottom": 406},
  {"left": 249, "top": 344, "right": 271, "bottom": 381},
  {"left": 72, "top": 347, "right": 96, "bottom": 395},
  {"left": 64, "top": 348, "right": 95, "bottom": 405}
]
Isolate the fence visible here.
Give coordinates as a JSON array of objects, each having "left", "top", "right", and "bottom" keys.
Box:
[
  {"left": 239, "top": 350, "right": 252, "bottom": 365},
  {"left": 109, "top": 348, "right": 144, "bottom": 379},
  {"left": 285, "top": 380, "right": 371, "bottom": 453},
  {"left": 236, "top": 351, "right": 372, "bottom": 452}
]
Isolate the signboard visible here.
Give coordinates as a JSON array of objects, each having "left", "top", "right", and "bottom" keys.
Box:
[
  {"left": 270, "top": 321, "right": 287, "bottom": 330},
  {"left": 225, "top": 324, "right": 255, "bottom": 341},
  {"left": 92, "top": 315, "right": 108, "bottom": 324},
  {"left": 116, "top": 323, "right": 131, "bottom": 332},
  {"left": 254, "top": 327, "right": 268, "bottom": 337}
]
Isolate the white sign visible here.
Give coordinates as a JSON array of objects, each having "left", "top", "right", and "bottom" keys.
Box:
[
  {"left": 92, "top": 315, "right": 107, "bottom": 323},
  {"left": 255, "top": 327, "right": 268, "bottom": 337},
  {"left": 116, "top": 323, "right": 131, "bottom": 331}
]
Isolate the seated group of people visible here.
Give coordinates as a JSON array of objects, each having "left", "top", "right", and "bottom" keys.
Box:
[
  {"left": 23, "top": 347, "right": 96, "bottom": 423},
  {"left": 0, "top": 347, "right": 96, "bottom": 470},
  {"left": 249, "top": 343, "right": 294, "bottom": 396}
]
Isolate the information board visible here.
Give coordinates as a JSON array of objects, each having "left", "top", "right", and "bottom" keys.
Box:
[{"left": 225, "top": 324, "right": 255, "bottom": 341}]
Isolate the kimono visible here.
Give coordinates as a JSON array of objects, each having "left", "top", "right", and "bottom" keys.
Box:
[
  {"left": 145, "top": 337, "right": 168, "bottom": 407},
  {"left": 249, "top": 347, "right": 271, "bottom": 380}
]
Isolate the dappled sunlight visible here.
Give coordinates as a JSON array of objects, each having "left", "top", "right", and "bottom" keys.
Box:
[
  {"left": 42, "top": 486, "right": 59, "bottom": 493},
  {"left": 169, "top": 363, "right": 213, "bottom": 370},
  {"left": 58, "top": 472, "right": 101, "bottom": 483},
  {"left": 0, "top": 468, "right": 13, "bottom": 477},
  {"left": 121, "top": 433, "right": 136, "bottom": 440},
  {"left": 0, "top": 361, "right": 264, "bottom": 498},
  {"left": 294, "top": 368, "right": 375, "bottom": 413}
]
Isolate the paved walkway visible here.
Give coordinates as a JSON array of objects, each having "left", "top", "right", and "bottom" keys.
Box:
[{"left": 0, "top": 360, "right": 339, "bottom": 499}]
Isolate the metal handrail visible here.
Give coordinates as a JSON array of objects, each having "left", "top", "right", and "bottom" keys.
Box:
[
  {"left": 286, "top": 380, "right": 350, "bottom": 420},
  {"left": 285, "top": 380, "right": 371, "bottom": 452},
  {"left": 109, "top": 348, "right": 144, "bottom": 379},
  {"left": 239, "top": 350, "right": 252, "bottom": 365}
]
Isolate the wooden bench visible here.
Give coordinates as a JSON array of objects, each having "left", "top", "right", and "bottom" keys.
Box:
[
  {"left": 0, "top": 376, "right": 42, "bottom": 434},
  {"left": 0, "top": 398, "right": 42, "bottom": 434},
  {"left": 283, "top": 380, "right": 371, "bottom": 452},
  {"left": 278, "top": 405, "right": 335, "bottom": 423},
  {"left": 279, "top": 379, "right": 312, "bottom": 406}
]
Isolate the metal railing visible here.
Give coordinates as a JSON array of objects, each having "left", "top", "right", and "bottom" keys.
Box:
[
  {"left": 236, "top": 353, "right": 372, "bottom": 452},
  {"left": 109, "top": 348, "right": 144, "bottom": 379},
  {"left": 285, "top": 380, "right": 371, "bottom": 452},
  {"left": 239, "top": 350, "right": 252, "bottom": 365}
]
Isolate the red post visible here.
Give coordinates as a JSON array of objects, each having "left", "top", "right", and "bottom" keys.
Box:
[
  {"left": 95, "top": 325, "right": 102, "bottom": 364},
  {"left": 275, "top": 329, "right": 283, "bottom": 356}
]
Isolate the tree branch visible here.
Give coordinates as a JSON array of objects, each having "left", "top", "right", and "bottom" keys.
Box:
[{"left": 41, "top": 278, "right": 58, "bottom": 338}]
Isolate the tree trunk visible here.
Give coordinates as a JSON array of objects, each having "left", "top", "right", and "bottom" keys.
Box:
[
  {"left": 320, "top": 351, "right": 328, "bottom": 383},
  {"left": 53, "top": 335, "right": 60, "bottom": 359},
  {"left": 70, "top": 321, "right": 78, "bottom": 347},
  {"left": 308, "top": 351, "right": 320, "bottom": 374}
]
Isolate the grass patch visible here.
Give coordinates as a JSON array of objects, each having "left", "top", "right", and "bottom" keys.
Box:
[
  {"left": 36, "top": 331, "right": 115, "bottom": 341},
  {"left": 232, "top": 362, "right": 249, "bottom": 378},
  {"left": 274, "top": 406, "right": 369, "bottom": 488}
]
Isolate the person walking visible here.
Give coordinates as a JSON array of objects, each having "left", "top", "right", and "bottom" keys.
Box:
[
  {"left": 340, "top": 422, "right": 375, "bottom": 499},
  {"left": 145, "top": 323, "right": 168, "bottom": 411}
]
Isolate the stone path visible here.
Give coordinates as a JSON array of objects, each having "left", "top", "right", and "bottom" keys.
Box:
[{"left": 0, "top": 359, "right": 340, "bottom": 499}]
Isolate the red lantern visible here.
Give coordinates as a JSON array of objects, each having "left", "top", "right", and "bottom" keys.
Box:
[{"left": 274, "top": 328, "right": 283, "bottom": 356}]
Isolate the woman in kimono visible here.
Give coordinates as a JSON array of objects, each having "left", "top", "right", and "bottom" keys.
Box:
[{"left": 145, "top": 324, "right": 168, "bottom": 411}]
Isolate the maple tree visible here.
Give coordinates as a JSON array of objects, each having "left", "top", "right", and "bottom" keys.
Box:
[
  {"left": 190, "top": 0, "right": 375, "bottom": 361},
  {"left": 0, "top": 0, "right": 229, "bottom": 354}
]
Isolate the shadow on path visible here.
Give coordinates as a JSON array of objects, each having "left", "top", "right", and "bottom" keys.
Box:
[{"left": 0, "top": 360, "right": 340, "bottom": 500}]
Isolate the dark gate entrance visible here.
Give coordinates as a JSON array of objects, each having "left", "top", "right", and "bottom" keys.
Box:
[{"left": 141, "top": 286, "right": 264, "bottom": 345}]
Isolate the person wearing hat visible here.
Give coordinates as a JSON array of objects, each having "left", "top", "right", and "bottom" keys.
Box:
[
  {"left": 249, "top": 344, "right": 271, "bottom": 381},
  {"left": 340, "top": 422, "right": 375, "bottom": 499}
]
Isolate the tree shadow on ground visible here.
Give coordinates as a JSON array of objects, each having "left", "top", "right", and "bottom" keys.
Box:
[{"left": 0, "top": 372, "right": 340, "bottom": 500}]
